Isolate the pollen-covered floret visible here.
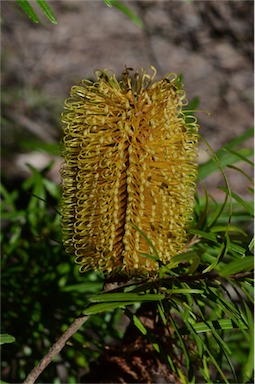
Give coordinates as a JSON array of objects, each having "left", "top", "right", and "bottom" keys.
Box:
[{"left": 61, "top": 67, "right": 199, "bottom": 277}]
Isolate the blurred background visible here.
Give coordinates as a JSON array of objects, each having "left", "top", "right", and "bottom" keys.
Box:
[
  {"left": 1, "top": 0, "right": 253, "bottom": 190},
  {"left": 1, "top": 1, "right": 254, "bottom": 382}
]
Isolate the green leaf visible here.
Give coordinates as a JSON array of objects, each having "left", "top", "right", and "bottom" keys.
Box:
[
  {"left": 125, "top": 308, "right": 161, "bottom": 354},
  {"left": 82, "top": 301, "right": 134, "bottom": 315},
  {"left": 60, "top": 282, "right": 103, "bottom": 293},
  {"left": 129, "top": 313, "right": 147, "bottom": 336},
  {"left": 183, "top": 318, "right": 228, "bottom": 382},
  {"left": 227, "top": 242, "right": 246, "bottom": 256},
  {"left": 17, "top": 0, "right": 39, "bottom": 23},
  {"left": 243, "top": 301, "right": 254, "bottom": 381},
  {"left": 224, "top": 147, "right": 254, "bottom": 167},
  {"left": 168, "top": 306, "right": 191, "bottom": 373},
  {"left": 0, "top": 183, "right": 18, "bottom": 212},
  {"left": 203, "top": 234, "right": 230, "bottom": 273},
  {"left": 183, "top": 96, "right": 200, "bottom": 112},
  {"left": 90, "top": 292, "right": 165, "bottom": 303},
  {"left": 157, "top": 304, "right": 179, "bottom": 374},
  {"left": 103, "top": 0, "right": 144, "bottom": 28},
  {"left": 103, "top": 0, "right": 113, "bottom": 6},
  {"left": 168, "top": 288, "right": 204, "bottom": 295},
  {"left": 42, "top": 178, "right": 60, "bottom": 200},
  {"left": 84, "top": 291, "right": 165, "bottom": 317},
  {"left": 188, "top": 319, "right": 248, "bottom": 334},
  {"left": 35, "top": 0, "right": 57, "bottom": 23},
  {"left": 164, "top": 251, "right": 200, "bottom": 270},
  {"left": 219, "top": 257, "right": 254, "bottom": 277},
  {"left": 16, "top": 0, "right": 57, "bottom": 24},
  {"left": 198, "top": 127, "right": 254, "bottom": 180},
  {"left": 188, "top": 228, "right": 218, "bottom": 243},
  {"left": 203, "top": 343, "right": 229, "bottom": 383},
  {"left": 191, "top": 296, "right": 237, "bottom": 381},
  {"left": 248, "top": 237, "right": 254, "bottom": 252},
  {"left": 210, "top": 225, "right": 247, "bottom": 236},
  {"left": 0, "top": 334, "right": 16, "bottom": 345},
  {"left": 131, "top": 222, "right": 159, "bottom": 261},
  {"left": 207, "top": 287, "right": 248, "bottom": 332},
  {"left": 21, "top": 141, "right": 61, "bottom": 156},
  {"left": 227, "top": 164, "right": 254, "bottom": 184},
  {"left": 219, "top": 186, "right": 254, "bottom": 216},
  {"left": 139, "top": 252, "right": 158, "bottom": 261}
]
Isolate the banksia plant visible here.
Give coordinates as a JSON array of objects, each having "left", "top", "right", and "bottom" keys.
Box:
[{"left": 61, "top": 67, "right": 199, "bottom": 277}]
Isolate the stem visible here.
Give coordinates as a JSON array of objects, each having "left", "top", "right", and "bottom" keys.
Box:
[{"left": 23, "top": 314, "right": 89, "bottom": 384}]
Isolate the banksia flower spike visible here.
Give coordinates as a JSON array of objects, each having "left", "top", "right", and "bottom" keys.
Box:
[{"left": 61, "top": 67, "right": 199, "bottom": 277}]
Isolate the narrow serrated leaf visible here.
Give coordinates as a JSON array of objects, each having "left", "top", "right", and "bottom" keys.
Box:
[
  {"left": 61, "top": 282, "right": 103, "bottom": 293},
  {"left": 139, "top": 252, "right": 158, "bottom": 261},
  {"left": 103, "top": 0, "right": 113, "bottom": 6},
  {"left": 203, "top": 234, "right": 229, "bottom": 273},
  {"left": 131, "top": 314, "right": 147, "bottom": 335},
  {"left": 106, "top": 0, "right": 144, "bottom": 28},
  {"left": 198, "top": 127, "right": 254, "bottom": 180},
  {"left": 90, "top": 292, "right": 165, "bottom": 303},
  {"left": 165, "top": 251, "right": 199, "bottom": 269},
  {"left": 35, "top": 0, "right": 57, "bottom": 23},
  {"left": 248, "top": 237, "right": 254, "bottom": 251},
  {"left": 169, "top": 288, "right": 204, "bottom": 295},
  {"left": 220, "top": 257, "right": 254, "bottom": 277},
  {"left": 243, "top": 301, "right": 254, "bottom": 381},
  {"left": 227, "top": 164, "right": 254, "bottom": 184},
  {"left": 210, "top": 225, "right": 247, "bottom": 236},
  {"left": 224, "top": 147, "right": 254, "bottom": 166},
  {"left": 188, "top": 228, "right": 218, "bottom": 242},
  {"left": 82, "top": 301, "right": 133, "bottom": 315},
  {"left": 219, "top": 186, "right": 254, "bottom": 216},
  {"left": 227, "top": 242, "right": 246, "bottom": 256},
  {"left": 131, "top": 222, "right": 159, "bottom": 260},
  {"left": 191, "top": 319, "right": 247, "bottom": 334},
  {"left": 17, "top": 0, "right": 39, "bottom": 23}
]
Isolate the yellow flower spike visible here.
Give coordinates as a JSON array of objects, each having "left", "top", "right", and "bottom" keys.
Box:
[{"left": 61, "top": 67, "right": 199, "bottom": 277}]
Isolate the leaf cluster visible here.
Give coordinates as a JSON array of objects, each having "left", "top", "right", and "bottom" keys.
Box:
[
  {"left": 80, "top": 126, "right": 254, "bottom": 383},
  {"left": 15, "top": 0, "right": 143, "bottom": 28},
  {"left": 1, "top": 126, "right": 253, "bottom": 383},
  {"left": 1, "top": 164, "right": 111, "bottom": 382}
]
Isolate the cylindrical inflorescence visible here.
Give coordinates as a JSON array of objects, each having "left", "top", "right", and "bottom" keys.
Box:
[{"left": 61, "top": 67, "right": 199, "bottom": 277}]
